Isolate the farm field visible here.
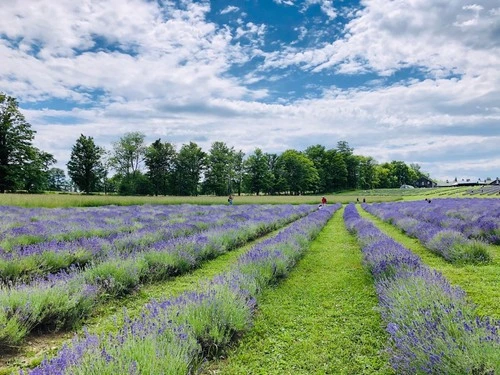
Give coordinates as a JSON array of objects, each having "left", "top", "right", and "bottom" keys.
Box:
[
  {"left": 0, "top": 184, "right": 497, "bottom": 209},
  {"left": 0, "top": 197, "right": 498, "bottom": 374},
  {"left": 0, "top": 193, "right": 398, "bottom": 208}
]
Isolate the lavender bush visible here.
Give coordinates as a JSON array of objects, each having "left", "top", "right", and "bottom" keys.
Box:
[
  {"left": 344, "top": 204, "right": 499, "bottom": 374},
  {"left": 363, "top": 200, "right": 494, "bottom": 264}
]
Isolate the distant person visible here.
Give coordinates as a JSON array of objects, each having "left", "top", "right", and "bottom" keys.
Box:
[
  {"left": 356, "top": 198, "right": 359, "bottom": 203},
  {"left": 228, "top": 194, "right": 233, "bottom": 205},
  {"left": 321, "top": 196, "right": 327, "bottom": 206},
  {"left": 363, "top": 198, "right": 366, "bottom": 203}
]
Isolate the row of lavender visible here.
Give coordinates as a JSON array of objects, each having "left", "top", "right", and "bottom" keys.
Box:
[
  {"left": 344, "top": 204, "right": 499, "bottom": 374},
  {"left": 24, "top": 204, "right": 340, "bottom": 374},
  {"left": 0, "top": 205, "right": 282, "bottom": 282},
  {"left": 1, "top": 204, "right": 316, "bottom": 349},
  {"left": 0, "top": 205, "right": 176, "bottom": 249},
  {"left": 362, "top": 199, "right": 498, "bottom": 264}
]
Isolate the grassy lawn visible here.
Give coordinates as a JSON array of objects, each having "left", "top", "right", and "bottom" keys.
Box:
[
  {"left": 358, "top": 206, "right": 500, "bottom": 319},
  {"left": 202, "top": 207, "right": 393, "bottom": 375}
]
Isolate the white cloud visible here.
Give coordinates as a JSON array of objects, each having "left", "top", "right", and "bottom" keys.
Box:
[
  {"left": 304, "top": 0, "right": 337, "bottom": 20},
  {"left": 263, "top": 0, "right": 500, "bottom": 77},
  {"left": 0, "top": 0, "right": 253, "bottom": 104},
  {"left": 274, "top": 0, "right": 295, "bottom": 6},
  {"left": 220, "top": 5, "right": 239, "bottom": 15}
]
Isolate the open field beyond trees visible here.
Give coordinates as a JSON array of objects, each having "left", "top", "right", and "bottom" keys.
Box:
[
  {"left": 0, "top": 185, "right": 490, "bottom": 208},
  {"left": 0, "top": 195, "right": 498, "bottom": 374}
]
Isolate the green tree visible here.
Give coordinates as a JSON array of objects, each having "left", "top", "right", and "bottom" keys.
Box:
[
  {"left": 174, "top": 142, "right": 206, "bottom": 196},
  {"left": 203, "top": 141, "right": 235, "bottom": 196},
  {"left": 278, "top": 150, "right": 319, "bottom": 195},
  {"left": 23, "top": 149, "right": 56, "bottom": 193},
  {"left": 111, "top": 132, "right": 146, "bottom": 177},
  {"left": 409, "top": 163, "right": 427, "bottom": 183},
  {"left": 390, "top": 160, "right": 413, "bottom": 187},
  {"left": 337, "top": 141, "right": 358, "bottom": 189},
  {"left": 243, "top": 148, "right": 273, "bottom": 195},
  {"left": 266, "top": 153, "right": 285, "bottom": 194},
  {"left": 304, "top": 144, "right": 328, "bottom": 193},
  {"left": 47, "top": 167, "right": 68, "bottom": 191},
  {"left": 0, "top": 93, "right": 54, "bottom": 193},
  {"left": 118, "top": 171, "right": 152, "bottom": 196},
  {"left": 324, "top": 149, "right": 347, "bottom": 192},
  {"left": 67, "top": 134, "right": 105, "bottom": 194},
  {"left": 144, "top": 139, "right": 177, "bottom": 196},
  {"left": 231, "top": 150, "right": 245, "bottom": 196},
  {"left": 375, "top": 164, "right": 394, "bottom": 188},
  {"left": 357, "top": 156, "right": 378, "bottom": 190}
]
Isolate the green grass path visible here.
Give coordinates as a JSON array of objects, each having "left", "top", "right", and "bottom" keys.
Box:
[
  {"left": 202, "top": 207, "right": 393, "bottom": 375},
  {"left": 358, "top": 206, "right": 500, "bottom": 319}
]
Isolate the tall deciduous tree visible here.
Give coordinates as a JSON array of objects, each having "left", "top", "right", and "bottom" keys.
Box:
[
  {"left": 67, "top": 134, "right": 105, "bottom": 194},
  {"left": 111, "top": 132, "right": 146, "bottom": 177},
  {"left": 203, "top": 141, "right": 235, "bottom": 196},
  {"left": 144, "top": 139, "right": 177, "bottom": 196},
  {"left": 266, "top": 153, "right": 284, "bottom": 195},
  {"left": 0, "top": 93, "right": 54, "bottom": 193},
  {"left": 174, "top": 142, "right": 206, "bottom": 196},
  {"left": 304, "top": 144, "right": 327, "bottom": 193},
  {"left": 337, "top": 140, "right": 358, "bottom": 190},
  {"left": 278, "top": 150, "right": 319, "bottom": 195},
  {"left": 231, "top": 150, "right": 245, "bottom": 196},
  {"left": 23, "top": 149, "right": 56, "bottom": 193},
  {"left": 324, "top": 149, "right": 347, "bottom": 192},
  {"left": 357, "top": 156, "right": 378, "bottom": 190},
  {"left": 243, "top": 148, "right": 273, "bottom": 195},
  {"left": 47, "top": 167, "right": 68, "bottom": 191}
]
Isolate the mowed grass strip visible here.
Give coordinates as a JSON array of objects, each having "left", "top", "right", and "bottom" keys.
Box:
[
  {"left": 202, "top": 208, "right": 393, "bottom": 375},
  {"left": 358, "top": 206, "right": 500, "bottom": 319},
  {"left": 3, "top": 230, "right": 278, "bottom": 374}
]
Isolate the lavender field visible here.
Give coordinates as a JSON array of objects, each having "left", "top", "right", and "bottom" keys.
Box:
[
  {"left": 1, "top": 199, "right": 499, "bottom": 374},
  {"left": 0, "top": 204, "right": 321, "bottom": 350},
  {"left": 0, "top": 203, "right": 342, "bottom": 374}
]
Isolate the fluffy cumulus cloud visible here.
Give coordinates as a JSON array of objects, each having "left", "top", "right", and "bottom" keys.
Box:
[{"left": 0, "top": 0, "right": 499, "bottom": 181}]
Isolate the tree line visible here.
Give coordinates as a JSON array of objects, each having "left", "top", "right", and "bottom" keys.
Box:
[{"left": 1, "top": 93, "right": 429, "bottom": 195}]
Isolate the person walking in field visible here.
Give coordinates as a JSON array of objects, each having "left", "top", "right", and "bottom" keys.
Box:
[
  {"left": 228, "top": 195, "right": 233, "bottom": 205},
  {"left": 321, "top": 196, "right": 327, "bottom": 206}
]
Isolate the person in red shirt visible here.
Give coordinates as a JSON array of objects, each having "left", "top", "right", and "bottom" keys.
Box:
[{"left": 321, "top": 196, "right": 327, "bottom": 206}]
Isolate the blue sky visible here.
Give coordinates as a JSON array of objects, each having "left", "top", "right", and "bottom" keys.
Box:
[{"left": 1, "top": 0, "right": 499, "bottom": 181}]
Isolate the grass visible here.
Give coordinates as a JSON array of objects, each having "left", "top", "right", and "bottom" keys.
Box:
[
  {"left": 202, "top": 207, "right": 393, "bottom": 375},
  {"left": 1, "top": 185, "right": 492, "bottom": 208},
  {"left": 0, "top": 193, "right": 398, "bottom": 208},
  {"left": 358, "top": 206, "right": 500, "bottom": 319}
]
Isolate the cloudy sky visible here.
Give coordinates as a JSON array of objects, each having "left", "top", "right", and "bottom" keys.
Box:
[{"left": 1, "top": 0, "right": 499, "bottom": 182}]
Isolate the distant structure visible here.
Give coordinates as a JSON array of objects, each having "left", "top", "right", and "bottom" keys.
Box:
[{"left": 415, "top": 177, "right": 437, "bottom": 188}]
